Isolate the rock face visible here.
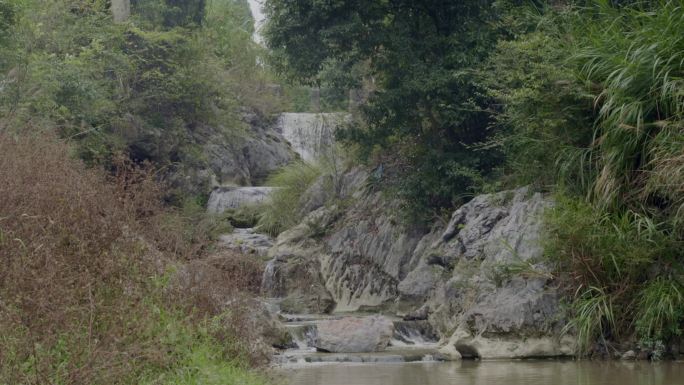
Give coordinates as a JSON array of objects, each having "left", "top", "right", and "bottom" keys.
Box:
[
  {"left": 208, "top": 110, "right": 294, "bottom": 187},
  {"left": 165, "top": 109, "right": 294, "bottom": 199},
  {"left": 207, "top": 186, "right": 276, "bottom": 214},
  {"left": 315, "top": 316, "right": 394, "bottom": 353},
  {"left": 262, "top": 171, "right": 573, "bottom": 359}
]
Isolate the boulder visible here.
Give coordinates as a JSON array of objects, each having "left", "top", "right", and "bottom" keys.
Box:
[
  {"left": 261, "top": 176, "right": 571, "bottom": 359},
  {"left": 261, "top": 251, "right": 335, "bottom": 314},
  {"left": 207, "top": 187, "right": 276, "bottom": 214},
  {"left": 315, "top": 316, "right": 394, "bottom": 353},
  {"left": 442, "top": 326, "right": 574, "bottom": 359}
]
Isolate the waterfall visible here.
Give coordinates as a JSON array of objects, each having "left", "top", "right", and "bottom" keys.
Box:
[
  {"left": 247, "top": 0, "right": 267, "bottom": 44},
  {"left": 276, "top": 113, "right": 349, "bottom": 163}
]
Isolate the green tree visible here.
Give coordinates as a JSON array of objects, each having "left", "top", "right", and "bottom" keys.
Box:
[
  {"left": 264, "top": 0, "right": 514, "bottom": 217},
  {"left": 132, "top": 0, "right": 207, "bottom": 27}
]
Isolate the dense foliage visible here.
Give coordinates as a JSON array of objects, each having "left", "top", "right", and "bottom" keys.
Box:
[
  {"left": 265, "top": 0, "right": 514, "bottom": 217},
  {"left": 0, "top": 0, "right": 277, "bottom": 202},
  {"left": 0, "top": 1, "right": 276, "bottom": 383},
  {"left": 0, "top": 133, "right": 267, "bottom": 384}
]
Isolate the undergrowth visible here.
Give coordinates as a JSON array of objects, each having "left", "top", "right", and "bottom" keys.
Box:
[
  {"left": 257, "top": 161, "right": 322, "bottom": 236},
  {"left": 0, "top": 133, "right": 267, "bottom": 384},
  {"left": 547, "top": 194, "right": 683, "bottom": 356}
]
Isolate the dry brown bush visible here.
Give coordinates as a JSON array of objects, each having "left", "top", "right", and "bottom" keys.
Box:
[
  {"left": 0, "top": 132, "right": 171, "bottom": 383},
  {"left": 168, "top": 250, "right": 270, "bottom": 365},
  {"left": 0, "top": 133, "right": 265, "bottom": 383}
]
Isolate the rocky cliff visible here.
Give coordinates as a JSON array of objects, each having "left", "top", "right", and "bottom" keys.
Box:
[
  {"left": 263, "top": 169, "right": 573, "bottom": 359},
  {"left": 166, "top": 109, "right": 294, "bottom": 199}
]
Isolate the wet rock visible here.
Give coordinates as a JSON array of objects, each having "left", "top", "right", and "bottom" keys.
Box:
[
  {"left": 218, "top": 228, "right": 273, "bottom": 257},
  {"left": 261, "top": 252, "right": 334, "bottom": 314},
  {"left": 403, "top": 304, "right": 430, "bottom": 321},
  {"left": 392, "top": 320, "right": 439, "bottom": 345},
  {"left": 315, "top": 316, "right": 394, "bottom": 353},
  {"left": 621, "top": 350, "right": 637, "bottom": 360},
  {"left": 444, "top": 326, "right": 574, "bottom": 359}
]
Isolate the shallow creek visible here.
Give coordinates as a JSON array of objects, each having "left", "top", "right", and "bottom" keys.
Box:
[{"left": 275, "top": 360, "right": 684, "bottom": 385}]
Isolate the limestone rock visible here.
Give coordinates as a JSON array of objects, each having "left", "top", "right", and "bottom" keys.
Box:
[
  {"left": 166, "top": 110, "right": 294, "bottom": 199},
  {"left": 401, "top": 188, "right": 561, "bottom": 341},
  {"left": 315, "top": 316, "right": 394, "bottom": 353},
  {"left": 443, "top": 327, "right": 574, "bottom": 359},
  {"left": 261, "top": 179, "right": 570, "bottom": 359},
  {"left": 261, "top": 252, "right": 334, "bottom": 314},
  {"left": 207, "top": 187, "right": 276, "bottom": 214}
]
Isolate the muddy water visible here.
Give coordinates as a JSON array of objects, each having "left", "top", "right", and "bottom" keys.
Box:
[{"left": 277, "top": 360, "right": 684, "bottom": 385}]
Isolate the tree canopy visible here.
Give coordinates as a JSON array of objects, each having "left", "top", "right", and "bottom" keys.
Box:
[{"left": 265, "top": 0, "right": 518, "bottom": 215}]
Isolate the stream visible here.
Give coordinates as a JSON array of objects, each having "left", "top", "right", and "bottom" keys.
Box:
[{"left": 276, "top": 360, "right": 684, "bottom": 385}]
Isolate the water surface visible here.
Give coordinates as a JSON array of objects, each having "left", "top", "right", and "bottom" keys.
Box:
[{"left": 277, "top": 361, "right": 684, "bottom": 385}]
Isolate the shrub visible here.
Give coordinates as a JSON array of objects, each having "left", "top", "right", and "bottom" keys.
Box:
[
  {"left": 547, "top": 194, "right": 683, "bottom": 353},
  {"left": 563, "top": 286, "right": 616, "bottom": 356},
  {"left": 257, "top": 161, "right": 322, "bottom": 236},
  {"left": 635, "top": 278, "right": 684, "bottom": 342},
  {"left": 0, "top": 133, "right": 266, "bottom": 384}
]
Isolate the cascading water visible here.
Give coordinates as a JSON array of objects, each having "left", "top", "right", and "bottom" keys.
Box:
[
  {"left": 246, "top": 0, "right": 267, "bottom": 44},
  {"left": 276, "top": 113, "right": 349, "bottom": 163},
  {"left": 273, "top": 314, "right": 446, "bottom": 365}
]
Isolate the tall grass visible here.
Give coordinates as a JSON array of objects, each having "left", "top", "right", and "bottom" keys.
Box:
[
  {"left": 563, "top": 286, "right": 616, "bottom": 356},
  {"left": 572, "top": 0, "right": 684, "bottom": 214},
  {"left": 635, "top": 278, "right": 684, "bottom": 341},
  {"left": 257, "top": 161, "right": 322, "bottom": 236},
  {"left": 546, "top": 194, "right": 682, "bottom": 354},
  {"left": 528, "top": 1, "right": 684, "bottom": 354}
]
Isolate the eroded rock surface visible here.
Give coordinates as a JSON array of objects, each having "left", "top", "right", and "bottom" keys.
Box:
[
  {"left": 263, "top": 169, "right": 571, "bottom": 359},
  {"left": 168, "top": 109, "right": 294, "bottom": 198},
  {"left": 207, "top": 186, "right": 276, "bottom": 214}
]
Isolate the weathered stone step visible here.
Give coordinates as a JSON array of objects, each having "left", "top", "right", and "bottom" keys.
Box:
[
  {"left": 277, "top": 314, "right": 441, "bottom": 355},
  {"left": 207, "top": 186, "right": 276, "bottom": 214},
  {"left": 274, "top": 347, "right": 451, "bottom": 366}
]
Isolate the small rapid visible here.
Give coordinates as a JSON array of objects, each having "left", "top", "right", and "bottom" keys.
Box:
[{"left": 272, "top": 312, "right": 445, "bottom": 366}]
